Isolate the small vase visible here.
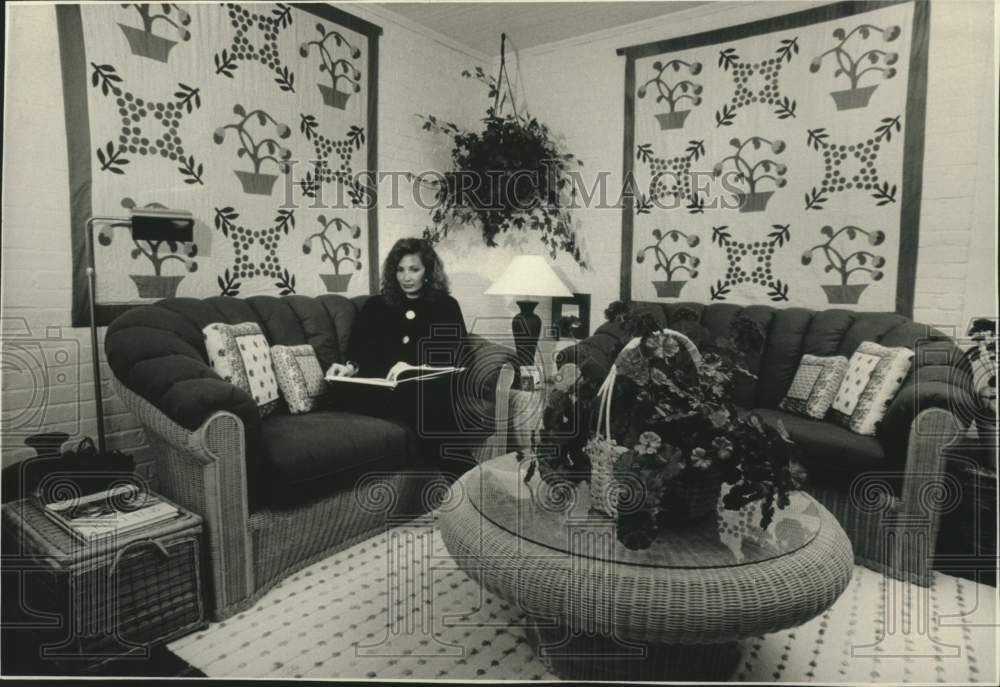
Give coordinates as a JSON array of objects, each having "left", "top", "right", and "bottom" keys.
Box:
[{"left": 660, "top": 471, "right": 722, "bottom": 524}]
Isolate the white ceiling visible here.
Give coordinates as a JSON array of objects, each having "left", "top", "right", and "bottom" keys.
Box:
[{"left": 381, "top": 1, "right": 710, "bottom": 55}]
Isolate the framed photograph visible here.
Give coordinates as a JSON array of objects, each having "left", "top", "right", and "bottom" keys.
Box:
[{"left": 551, "top": 293, "right": 591, "bottom": 340}]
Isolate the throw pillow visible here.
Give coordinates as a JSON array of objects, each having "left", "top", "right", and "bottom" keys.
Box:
[
  {"left": 829, "top": 341, "right": 913, "bottom": 435},
  {"left": 779, "top": 355, "right": 849, "bottom": 420},
  {"left": 271, "top": 345, "right": 325, "bottom": 414},
  {"left": 203, "top": 322, "right": 280, "bottom": 416}
]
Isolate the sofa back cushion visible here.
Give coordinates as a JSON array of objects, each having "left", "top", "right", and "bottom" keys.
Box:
[
  {"left": 106, "top": 294, "right": 365, "bottom": 418},
  {"left": 636, "top": 301, "right": 957, "bottom": 411}
]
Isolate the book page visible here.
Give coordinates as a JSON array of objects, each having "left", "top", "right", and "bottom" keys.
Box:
[{"left": 387, "top": 361, "right": 464, "bottom": 382}]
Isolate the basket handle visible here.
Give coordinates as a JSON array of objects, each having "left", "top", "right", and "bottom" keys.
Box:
[
  {"left": 593, "top": 364, "right": 617, "bottom": 440},
  {"left": 594, "top": 328, "right": 702, "bottom": 441},
  {"left": 110, "top": 538, "right": 170, "bottom": 574}
]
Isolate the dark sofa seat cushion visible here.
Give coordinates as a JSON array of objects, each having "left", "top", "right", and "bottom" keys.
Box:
[
  {"left": 752, "top": 408, "right": 891, "bottom": 491},
  {"left": 259, "top": 410, "right": 418, "bottom": 505}
]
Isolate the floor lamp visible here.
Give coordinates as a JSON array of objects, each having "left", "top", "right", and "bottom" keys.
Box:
[
  {"left": 85, "top": 208, "right": 194, "bottom": 454},
  {"left": 485, "top": 255, "right": 574, "bottom": 372}
]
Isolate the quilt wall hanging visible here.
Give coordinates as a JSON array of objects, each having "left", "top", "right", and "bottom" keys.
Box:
[
  {"left": 57, "top": 3, "right": 381, "bottom": 327},
  {"left": 617, "top": 0, "right": 928, "bottom": 314}
]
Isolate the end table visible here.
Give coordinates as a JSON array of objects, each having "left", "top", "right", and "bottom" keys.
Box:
[{"left": 1, "top": 493, "right": 207, "bottom": 669}]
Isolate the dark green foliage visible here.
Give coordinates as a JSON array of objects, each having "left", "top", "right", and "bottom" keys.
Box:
[{"left": 419, "top": 69, "right": 585, "bottom": 266}]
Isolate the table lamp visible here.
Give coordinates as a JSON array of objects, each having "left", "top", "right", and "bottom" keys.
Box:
[
  {"left": 85, "top": 208, "right": 194, "bottom": 454},
  {"left": 485, "top": 255, "right": 573, "bottom": 369}
]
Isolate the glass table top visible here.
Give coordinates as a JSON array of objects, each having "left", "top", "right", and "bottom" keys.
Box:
[{"left": 466, "top": 453, "right": 823, "bottom": 569}]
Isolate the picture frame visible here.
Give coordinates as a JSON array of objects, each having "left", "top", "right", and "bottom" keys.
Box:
[{"left": 551, "top": 293, "right": 591, "bottom": 340}]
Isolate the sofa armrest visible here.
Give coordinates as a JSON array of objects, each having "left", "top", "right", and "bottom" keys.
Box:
[
  {"left": 112, "top": 378, "right": 254, "bottom": 619},
  {"left": 109, "top": 350, "right": 267, "bottom": 501},
  {"left": 878, "top": 379, "right": 974, "bottom": 461},
  {"left": 891, "top": 407, "right": 963, "bottom": 586},
  {"left": 555, "top": 324, "right": 629, "bottom": 383},
  {"left": 460, "top": 334, "right": 518, "bottom": 398},
  {"left": 106, "top": 316, "right": 265, "bottom": 436}
]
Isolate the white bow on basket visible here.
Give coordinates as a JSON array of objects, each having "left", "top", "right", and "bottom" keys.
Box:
[{"left": 585, "top": 328, "right": 702, "bottom": 518}]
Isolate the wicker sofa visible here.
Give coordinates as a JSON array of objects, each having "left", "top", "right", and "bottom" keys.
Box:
[
  {"left": 105, "top": 294, "right": 515, "bottom": 620},
  {"left": 556, "top": 301, "right": 975, "bottom": 586}
]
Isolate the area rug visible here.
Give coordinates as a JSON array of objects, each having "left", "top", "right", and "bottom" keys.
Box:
[{"left": 169, "top": 515, "right": 997, "bottom": 682}]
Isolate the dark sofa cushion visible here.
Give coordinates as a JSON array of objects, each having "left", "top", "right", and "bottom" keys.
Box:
[
  {"left": 752, "top": 408, "right": 890, "bottom": 491},
  {"left": 756, "top": 308, "right": 813, "bottom": 409},
  {"left": 259, "top": 410, "right": 418, "bottom": 505},
  {"left": 557, "top": 320, "right": 631, "bottom": 382}
]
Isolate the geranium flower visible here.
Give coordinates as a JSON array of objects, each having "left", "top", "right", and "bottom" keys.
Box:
[
  {"left": 789, "top": 460, "right": 808, "bottom": 487},
  {"left": 712, "top": 436, "right": 733, "bottom": 460},
  {"left": 659, "top": 444, "right": 685, "bottom": 480},
  {"left": 709, "top": 408, "right": 731, "bottom": 428},
  {"left": 616, "top": 347, "right": 650, "bottom": 384},
  {"left": 691, "top": 447, "right": 712, "bottom": 470},
  {"left": 645, "top": 332, "right": 681, "bottom": 360},
  {"left": 635, "top": 431, "right": 662, "bottom": 455}
]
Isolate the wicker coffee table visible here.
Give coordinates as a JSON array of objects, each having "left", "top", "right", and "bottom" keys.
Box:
[{"left": 439, "top": 453, "right": 854, "bottom": 680}]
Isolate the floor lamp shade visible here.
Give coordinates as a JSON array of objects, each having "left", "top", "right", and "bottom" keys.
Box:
[
  {"left": 485, "top": 256, "right": 573, "bottom": 368},
  {"left": 129, "top": 208, "right": 195, "bottom": 242},
  {"left": 85, "top": 208, "right": 195, "bottom": 454}
]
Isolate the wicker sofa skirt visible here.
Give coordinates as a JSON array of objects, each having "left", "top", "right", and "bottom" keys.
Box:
[{"left": 246, "top": 471, "right": 435, "bottom": 607}]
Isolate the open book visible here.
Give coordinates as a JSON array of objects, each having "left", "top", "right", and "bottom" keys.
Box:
[{"left": 325, "top": 361, "right": 465, "bottom": 389}]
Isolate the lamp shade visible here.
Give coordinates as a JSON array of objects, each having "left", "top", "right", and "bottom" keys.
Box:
[
  {"left": 129, "top": 208, "right": 194, "bottom": 242},
  {"left": 484, "top": 255, "right": 573, "bottom": 298}
]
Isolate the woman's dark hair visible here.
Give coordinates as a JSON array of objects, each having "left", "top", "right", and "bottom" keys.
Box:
[{"left": 380, "top": 237, "right": 451, "bottom": 305}]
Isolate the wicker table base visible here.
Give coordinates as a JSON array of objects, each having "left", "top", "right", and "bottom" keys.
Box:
[
  {"left": 529, "top": 622, "right": 741, "bottom": 681},
  {"left": 440, "top": 455, "right": 854, "bottom": 682}
]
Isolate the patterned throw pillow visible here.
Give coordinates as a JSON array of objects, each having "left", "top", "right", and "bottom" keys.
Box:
[
  {"left": 203, "top": 322, "right": 280, "bottom": 416},
  {"left": 829, "top": 341, "right": 914, "bottom": 435},
  {"left": 271, "top": 345, "right": 326, "bottom": 414},
  {"left": 779, "top": 355, "right": 849, "bottom": 420}
]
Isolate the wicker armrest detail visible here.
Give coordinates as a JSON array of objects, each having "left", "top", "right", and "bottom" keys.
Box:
[
  {"left": 899, "top": 407, "right": 963, "bottom": 509},
  {"left": 112, "top": 377, "right": 254, "bottom": 619}
]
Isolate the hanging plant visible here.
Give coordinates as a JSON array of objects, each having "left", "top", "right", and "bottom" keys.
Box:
[{"left": 418, "top": 34, "right": 586, "bottom": 267}]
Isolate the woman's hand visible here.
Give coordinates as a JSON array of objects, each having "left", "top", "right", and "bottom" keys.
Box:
[{"left": 326, "top": 362, "right": 358, "bottom": 378}]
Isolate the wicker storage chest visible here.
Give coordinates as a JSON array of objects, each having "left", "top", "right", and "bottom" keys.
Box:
[{"left": 1, "top": 495, "right": 206, "bottom": 667}]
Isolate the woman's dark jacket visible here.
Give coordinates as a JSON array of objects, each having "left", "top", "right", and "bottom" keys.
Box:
[{"left": 347, "top": 293, "right": 468, "bottom": 378}]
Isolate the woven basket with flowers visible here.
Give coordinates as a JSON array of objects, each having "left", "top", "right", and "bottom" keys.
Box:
[{"left": 518, "top": 303, "right": 807, "bottom": 550}]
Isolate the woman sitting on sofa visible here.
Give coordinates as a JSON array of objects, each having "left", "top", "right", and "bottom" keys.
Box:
[{"left": 327, "top": 237, "right": 471, "bottom": 476}]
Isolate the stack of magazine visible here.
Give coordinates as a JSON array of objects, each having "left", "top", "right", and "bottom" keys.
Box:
[{"left": 40, "top": 484, "right": 180, "bottom": 542}]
